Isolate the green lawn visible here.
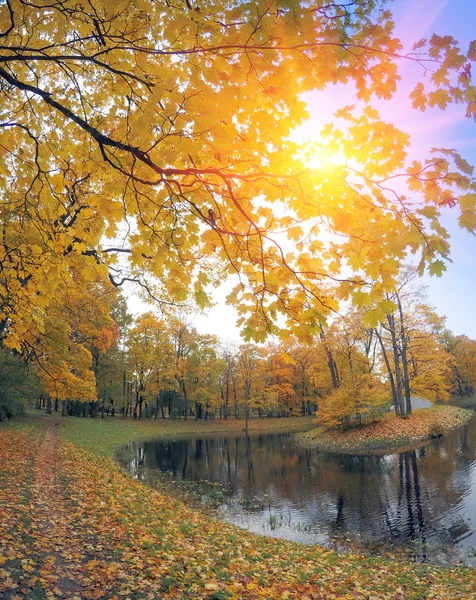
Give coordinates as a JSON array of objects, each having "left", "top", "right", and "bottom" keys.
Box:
[
  {"left": 451, "top": 395, "right": 476, "bottom": 409},
  {"left": 47, "top": 411, "right": 315, "bottom": 457}
]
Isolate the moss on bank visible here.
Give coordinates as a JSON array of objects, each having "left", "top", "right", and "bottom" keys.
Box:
[{"left": 297, "top": 405, "right": 473, "bottom": 455}]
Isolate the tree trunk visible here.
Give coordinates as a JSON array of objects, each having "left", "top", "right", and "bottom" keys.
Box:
[
  {"left": 386, "top": 313, "right": 406, "bottom": 416},
  {"left": 319, "top": 324, "right": 339, "bottom": 389},
  {"left": 376, "top": 328, "right": 400, "bottom": 415},
  {"left": 168, "top": 392, "right": 173, "bottom": 419},
  {"left": 62, "top": 399, "right": 68, "bottom": 417},
  {"left": 396, "top": 294, "right": 412, "bottom": 416},
  {"left": 122, "top": 370, "right": 127, "bottom": 416},
  {"left": 45, "top": 397, "right": 52, "bottom": 415},
  {"left": 233, "top": 378, "right": 239, "bottom": 418},
  {"left": 244, "top": 379, "right": 250, "bottom": 434},
  {"left": 225, "top": 377, "right": 229, "bottom": 420},
  {"left": 179, "top": 379, "right": 188, "bottom": 420}
]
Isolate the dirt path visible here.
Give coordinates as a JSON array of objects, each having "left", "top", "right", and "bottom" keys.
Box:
[
  {"left": 1, "top": 422, "right": 136, "bottom": 599},
  {"left": 29, "top": 423, "right": 92, "bottom": 599}
]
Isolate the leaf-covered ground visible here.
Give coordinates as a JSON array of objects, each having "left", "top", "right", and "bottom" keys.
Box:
[
  {"left": 298, "top": 406, "right": 472, "bottom": 455},
  {"left": 1, "top": 415, "right": 476, "bottom": 599}
]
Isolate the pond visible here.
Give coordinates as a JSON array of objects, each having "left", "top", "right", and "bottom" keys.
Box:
[{"left": 121, "top": 412, "right": 476, "bottom": 564}]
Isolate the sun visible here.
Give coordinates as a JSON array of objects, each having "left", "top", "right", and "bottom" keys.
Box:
[{"left": 304, "top": 145, "right": 347, "bottom": 171}]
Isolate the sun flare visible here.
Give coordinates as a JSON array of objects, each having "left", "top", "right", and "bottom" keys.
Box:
[{"left": 301, "top": 144, "right": 347, "bottom": 172}]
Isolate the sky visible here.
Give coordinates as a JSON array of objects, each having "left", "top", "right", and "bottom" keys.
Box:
[
  {"left": 137, "top": 0, "right": 476, "bottom": 342},
  {"left": 384, "top": 0, "right": 476, "bottom": 339}
]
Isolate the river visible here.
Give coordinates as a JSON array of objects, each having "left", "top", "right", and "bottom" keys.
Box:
[{"left": 121, "top": 410, "right": 476, "bottom": 564}]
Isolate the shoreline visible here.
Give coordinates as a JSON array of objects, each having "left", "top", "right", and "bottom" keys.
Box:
[
  {"left": 1, "top": 414, "right": 476, "bottom": 598},
  {"left": 295, "top": 405, "right": 473, "bottom": 456}
]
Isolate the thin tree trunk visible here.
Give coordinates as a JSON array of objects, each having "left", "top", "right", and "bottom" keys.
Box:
[
  {"left": 376, "top": 328, "right": 400, "bottom": 416},
  {"left": 386, "top": 313, "right": 406, "bottom": 416},
  {"left": 180, "top": 379, "right": 188, "bottom": 420},
  {"left": 319, "top": 324, "right": 339, "bottom": 389},
  {"left": 396, "top": 294, "right": 412, "bottom": 416},
  {"left": 233, "top": 378, "right": 239, "bottom": 418},
  {"left": 168, "top": 391, "right": 173, "bottom": 419},
  {"left": 244, "top": 379, "right": 250, "bottom": 434},
  {"left": 225, "top": 377, "right": 229, "bottom": 420}
]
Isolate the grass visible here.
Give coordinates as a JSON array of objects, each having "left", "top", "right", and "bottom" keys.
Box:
[
  {"left": 40, "top": 411, "right": 315, "bottom": 457},
  {"left": 451, "top": 394, "right": 476, "bottom": 409},
  {"left": 297, "top": 405, "right": 473, "bottom": 455},
  {"left": 1, "top": 412, "right": 476, "bottom": 599}
]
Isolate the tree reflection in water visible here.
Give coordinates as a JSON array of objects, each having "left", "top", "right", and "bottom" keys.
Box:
[{"left": 122, "top": 414, "right": 476, "bottom": 563}]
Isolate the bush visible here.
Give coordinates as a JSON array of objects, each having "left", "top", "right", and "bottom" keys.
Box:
[{"left": 317, "top": 374, "right": 389, "bottom": 430}]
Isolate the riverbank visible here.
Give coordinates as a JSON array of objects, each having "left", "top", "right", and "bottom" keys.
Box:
[
  {"left": 297, "top": 405, "right": 473, "bottom": 455},
  {"left": 1, "top": 415, "right": 476, "bottom": 599},
  {"left": 452, "top": 394, "right": 476, "bottom": 409},
  {"left": 43, "top": 411, "right": 315, "bottom": 457}
]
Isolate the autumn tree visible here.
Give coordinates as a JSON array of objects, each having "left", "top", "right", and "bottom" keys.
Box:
[
  {"left": 218, "top": 342, "right": 238, "bottom": 420},
  {"left": 406, "top": 329, "right": 454, "bottom": 403},
  {"left": 25, "top": 268, "right": 118, "bottom": 415},
  {"left": 282, "top": 339, "right": 321, "bottom": 415},
  {"left": 236, "top": 344, "right": 267, "bottom": 431},
  {"left": 315, "top": 311, "right": 388, "bottom": 429},
  {"left": 373, "top": 271, "right": 454, "bottom": 415},
  {"left": 168, "top": 314, "right": 198, "bottom": 419},
  {"left": 91, "top": 293, "right": 133, "bottom": 417},
  {"left": 263, "top": 343, "right": 299, "bottom": 416},
  {"left": 1, "top": 0, "right": 475, "bottom": 368},
  {"left": 127, "top": 313, "right": 176, "bottom": 419},
  {"left": 188, "top": 335, "right": 224, "bottom": 421},
  {"left": 441, "top": 332, "right": 476, "bottom": 397},
  {"left": 317, "top": 373, "right": 388, "bottom": 430}
]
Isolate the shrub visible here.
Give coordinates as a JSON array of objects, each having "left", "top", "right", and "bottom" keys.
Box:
[{"left": 317, "top": 374, "right": 389, "bottom": 430}]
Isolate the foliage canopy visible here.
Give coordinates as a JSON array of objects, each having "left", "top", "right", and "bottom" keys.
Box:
[{"left": 1, "top": 0, "right": 475, "bottom": 362}]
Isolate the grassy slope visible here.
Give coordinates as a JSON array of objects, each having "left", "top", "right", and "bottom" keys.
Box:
[
  {"left": 452, "top": 395, "right": 476, "bottom": 409},
  {"left": 55, "top": 412, "right": 315, "bottom": 457},
  {"left": 1, "top": 413, "right": 475, "bottom": 599},
  {"left": 297, "top": 405, "right": 473, "bottom": 455}
]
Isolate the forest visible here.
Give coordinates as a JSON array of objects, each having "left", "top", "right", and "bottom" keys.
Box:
[{"left": 4, "top": 271, "right": 476, "bottom": 430}]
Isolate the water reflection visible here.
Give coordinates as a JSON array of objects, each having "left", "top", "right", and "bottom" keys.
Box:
[{"left": 122, "top": 414, "right": 476, "bottom": 563}]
